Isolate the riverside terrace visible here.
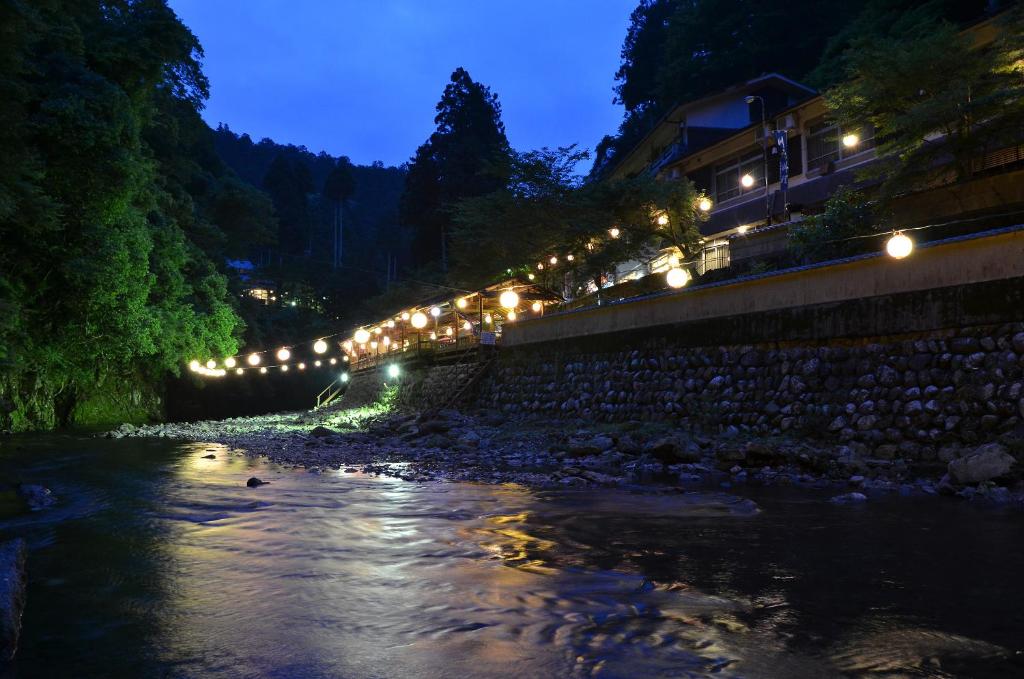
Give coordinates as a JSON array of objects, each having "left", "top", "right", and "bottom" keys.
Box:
[{"left": 344, "top": 279, "right": 561, "bottom": 374}]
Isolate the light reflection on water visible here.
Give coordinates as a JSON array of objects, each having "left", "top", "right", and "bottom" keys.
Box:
[{"left": 0, "top": 436, "right": 1022, "bottom": 678}]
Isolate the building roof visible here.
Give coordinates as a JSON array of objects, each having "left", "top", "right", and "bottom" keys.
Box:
[{"left": 608, "top": 73, "right": 818, "bottom": 180}]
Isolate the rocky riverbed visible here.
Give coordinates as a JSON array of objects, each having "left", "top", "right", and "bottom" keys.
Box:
[{"left": 106, "top": 401, "right": 1024, "bottom": 507}]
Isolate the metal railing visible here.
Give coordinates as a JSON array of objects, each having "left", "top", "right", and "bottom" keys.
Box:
[{"left": 315, "top": 376, "right": 345, "bottom": 409}]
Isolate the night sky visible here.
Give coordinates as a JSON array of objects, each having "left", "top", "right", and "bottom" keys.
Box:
[{"left": 170, "top": 1, "right": 636, "bottom": 170}]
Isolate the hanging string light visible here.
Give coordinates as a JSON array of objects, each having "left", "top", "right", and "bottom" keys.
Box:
[
  {"left": 313, "top": 339, "right": 328, "bottom": 354},
  {"left": 666, "top": 267, "right": 689, "bottom": 289},
  {"left": 531, "top": 302, "right": 542, "bottom": 313},
  {"left": 314, "top": 360, "right": 322, "bottom": 367},
  {"left": 298, "top": 362, "right": 306, "bottom": 370},
  {"left": 886, "top": 231, "right": 913, "bottom": 259},
  {"left": 281, "top": 364, "right": 289, "bottom": 372},
  {"left": 224, "top": 357, "right": 237, "bottom": 369},
  {"left": 609, "top": 227, "right": 620, "bottom": 238},
  {"left": 430, "top": 306, "right": 441, "bottom": 317},
  {"left": 354, "top": 328, "right": 371, "bottom": 344},
  {"left": 276, "top": 348, "right": 291, "bottom": 361},
  {"left": 698, "top": 197, "right": 713, "bottom": 212},
  {"left": 189, "top": 360, "right": 201, "bottom": 372},
  {"left": 456, "top": 297, "right": 468, "bottom": 309},
  {"left": 499, "top": 290, "right": 519, "bottom": 310},
  {"left": 410, "top": 312, "right": 428, "bottom": 329},
  {"left": 206, "top": 359, "right": 217, "bottom": 370},
  {"left": 247, "top": 353, "right": 261, "bottom": 366}
]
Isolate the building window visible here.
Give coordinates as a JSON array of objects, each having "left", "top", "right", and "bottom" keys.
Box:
[
  {"left": 806, "top": 118, "right": 875, "bottom": 171},
  {"left": 696, "top": 240, "right": 730, "bottom": 275},
  {"left": 713, "top": 150, "right": 764, "bottom": 203}
]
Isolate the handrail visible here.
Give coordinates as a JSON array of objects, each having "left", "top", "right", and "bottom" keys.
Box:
[{"left": 316, "top": 376, "right": 344, "bottom": 409}]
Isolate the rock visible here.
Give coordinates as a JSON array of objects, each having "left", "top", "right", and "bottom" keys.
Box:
[
  {"left": 246, "top": 477, "right": 269, "bottom": 487},
  {"left": 568, "top": 435, "right": 613, "bottom": 457},
  {"left": 830, "top": 492, "right": 868, "bottom": 504},
  {"left": 643, "top": 436, "right": 701, "bottom": 463},
  {"left": 947, "top": 442, "right": 1015, "bottom": 485},
  {"left": 16, "top": 484, "right": 55, "bottom": 512},
  {"left": 417, "top": 420, "right": 452, "bottom": 434},
  {"left": 310, "top": 426, "right": 337, "bottom": 438},
  {"left": 0, "top": 539, "right": 27, "bottom": 661},
  {"left": 201, "top": 454, "right": 216, "bottom": 459}
]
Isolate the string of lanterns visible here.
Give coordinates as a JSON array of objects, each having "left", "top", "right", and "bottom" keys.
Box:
[{"left": 187, "top": 198, "right": 998, "bottom": 378}]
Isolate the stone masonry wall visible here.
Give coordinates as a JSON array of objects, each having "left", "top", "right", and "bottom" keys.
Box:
[
  {"left": 337, "top": 362, "right": 480, "bottom": 412},
  {"left": 478, "top": 322, "right": 1024, "bottom": 462}
]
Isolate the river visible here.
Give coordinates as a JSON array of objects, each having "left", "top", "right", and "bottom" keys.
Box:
[{"left": 0, "top": 435, "right": 1021, "bottom": 678}]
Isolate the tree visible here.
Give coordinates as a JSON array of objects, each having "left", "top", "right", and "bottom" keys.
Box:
[
  {"left": 824, "top": 8, "right": 1024, "bottom": 202},
  {"left": 323, "top": 157, "right": 356, "bottom": 268},
  {"left": 451, "top": 146, "right": 709, "bottom": 291},
  {"left": 400, "top": 67, "right": 511, "bottom": 272},
  {"left": 263, "top": 154, "right": 314, "bottom": 257},
  {"left": 0, "top": 0, "right": 250, "bottom": 430}
]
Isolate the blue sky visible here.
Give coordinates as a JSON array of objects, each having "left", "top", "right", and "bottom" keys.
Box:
[{"left": 170, "top": 1, "right": 636, "bottom": 169}]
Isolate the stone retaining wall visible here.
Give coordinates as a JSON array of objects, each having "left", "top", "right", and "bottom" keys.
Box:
[
  {"left": 478, "top": 322, "right": 1024, "bottom": 461},
  {"left": 337, "top": 362, "right": 480, "bottom": 412}
]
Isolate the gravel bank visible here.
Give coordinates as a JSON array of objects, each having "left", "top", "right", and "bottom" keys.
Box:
[{"left": 107, "top": 403, "right": 1024, "bottom": 506}]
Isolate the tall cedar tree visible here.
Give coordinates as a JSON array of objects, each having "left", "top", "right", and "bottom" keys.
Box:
[{"left": 400, "top": 68, "right": 511, "bottom": 273}]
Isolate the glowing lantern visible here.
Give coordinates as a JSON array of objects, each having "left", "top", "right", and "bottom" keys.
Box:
[
  {"left": 281, "top": 364, "right": 289, "bottom": 372},
  {"left": 298, "top": 362, "right": 306, "bottom": 370},
  {"left": 666, "top": 267, "right": 689, "bottom": 289},
  {"left": 484, "top": 313, "right": 492, "bottom": 323},
  {"left": 329, "top": 358, "right": 337, "bottom": 365},
  {"left": 314, "top": 360, "right": 322, "bottom": 367},
  {"left": 656, "top": 213, "right": 669, "bottom": 226},
  {"left": 354, "top": 328, "right": 371, "bottom": 344},
  {"left": 430, "top": 306, "right": 441, "bottom": 317},
  {"left": 549, "top": 256, "right": 557, "bottom": 265},
  {"left": 842, "top": 133, "right": 859, "bottom": 148},
  {"left": 507, "top": 310, "right": 517, "bottom": 321},
  {"left": 528, "top": 273, "right": 535, "bottom": 281},
  {"left": 276, "top": 348, "right": 290, "bottom": 361},
  {"left": 259, "top": 367, "right": 267, "bottom": 374},
  {"left": 886, "top": 232, "right": 913, "bottom": 259},
  {"left": 609, "top": 227, "right": 620, "bottom": 238},
  {"left": 383, "top": 336, "right": 391, "bottom": 347},
  {"left": 499, "top": 290, "right": 519, "bottom": 310},
  {"left": 566, "top": 254, "right": 574, "bottom": 262},
  {"left": 387, "top": 364, "right": 400, "bottom": 378},
  {"left": 531, "top": 301, "right": 542, "bottom": 313},
  {"left": 741, "top": 173, "right": 755, "bottom": 188},
  {"left": 224, "top": 357, "right": 237, "bottom": 369},
  {"left": 313, "top": 339, "right": 328, "bottom": 354},
  {"left": 429, "top": 331, "right": 437, "bottom": 340},
  {"left": 370, "top": 341, "right": 378, "bottom": 350},
  {"left": 446, "top": 327, "right": 453, "bottom": 336},
  {"left": 456, "top": 297, "right": 468, "bottom": 309},
  {"left": 401, "top": 311, "right": 410, "bottom": 321},
  {"left": 206, "top": 359, "right": 217, "bottom": 370},
  {"left": 698, "top": 197, "right": 712, "bottom": 212},
  {"left": 463, "top": 321, "right": 472, "bottom": 331},
  {"left": 386, "top": 320, "right": 395, "bottom": 328},
  {"left": 410, "top": 312, "right": 428, "bottom": 329},
  {"left": 189, "top": 360, "right": 201, "bottom": 372},
  {"left": 247, "top": 353, "right": 261, "bottom": 366},
  {"left": 235, "top": 368, "right": 243, "bottom": 376}
]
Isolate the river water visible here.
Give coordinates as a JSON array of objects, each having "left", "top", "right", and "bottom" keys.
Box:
[{"left": 0, "top": 435, "right": 1021, "bottom": 678}]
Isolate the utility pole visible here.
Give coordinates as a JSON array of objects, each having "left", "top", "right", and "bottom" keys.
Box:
[{"left": 745, "top": 95, "right": 771, "bottom": 224}]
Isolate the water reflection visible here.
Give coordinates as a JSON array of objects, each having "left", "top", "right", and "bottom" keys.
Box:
[{"left": 0, "top": 436, "right": 1022, "bottom": 677}]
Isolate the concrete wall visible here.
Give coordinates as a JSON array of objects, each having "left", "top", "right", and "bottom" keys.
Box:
[{"left": 504, "top": 227, "right": 1024, "bottom": 347}]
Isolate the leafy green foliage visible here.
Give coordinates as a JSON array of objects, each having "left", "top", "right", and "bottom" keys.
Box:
[
  {"left": 825, "top": 8, "right": 1024, "bottom": 201},
  {"left": 788, "top": 187, "right": 880, "bottom": 262},
  {"left": 0, "top": 1, "right": 270, "bottom": 430},
  {"left": 451, "top": 146, "right": 708, "bottom": 291}
]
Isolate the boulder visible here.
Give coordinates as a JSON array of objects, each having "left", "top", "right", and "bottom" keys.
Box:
[
  {"left": 947, "top": 442, "right": 1015, "bottom": 485},
  {"left": 309, "top": 426, "right": 337, "bottom": 438},
  {"left": 16, "top": 485, "right": 55, "bottom": 512},
  {"left": 567, "top": 435, "right": 613, "bottom": 457},
  {"left": 0, "top": 539, "right": 26, "bottom": 661},
  {"left": 643, "top": 436, "right": 701, "bottom": 463},
  {"left": 246, "top": 477, "right": 269, "bottom": 487},
  {"left": 830, "top": 492, "right": 868, "bottom": 504}
]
